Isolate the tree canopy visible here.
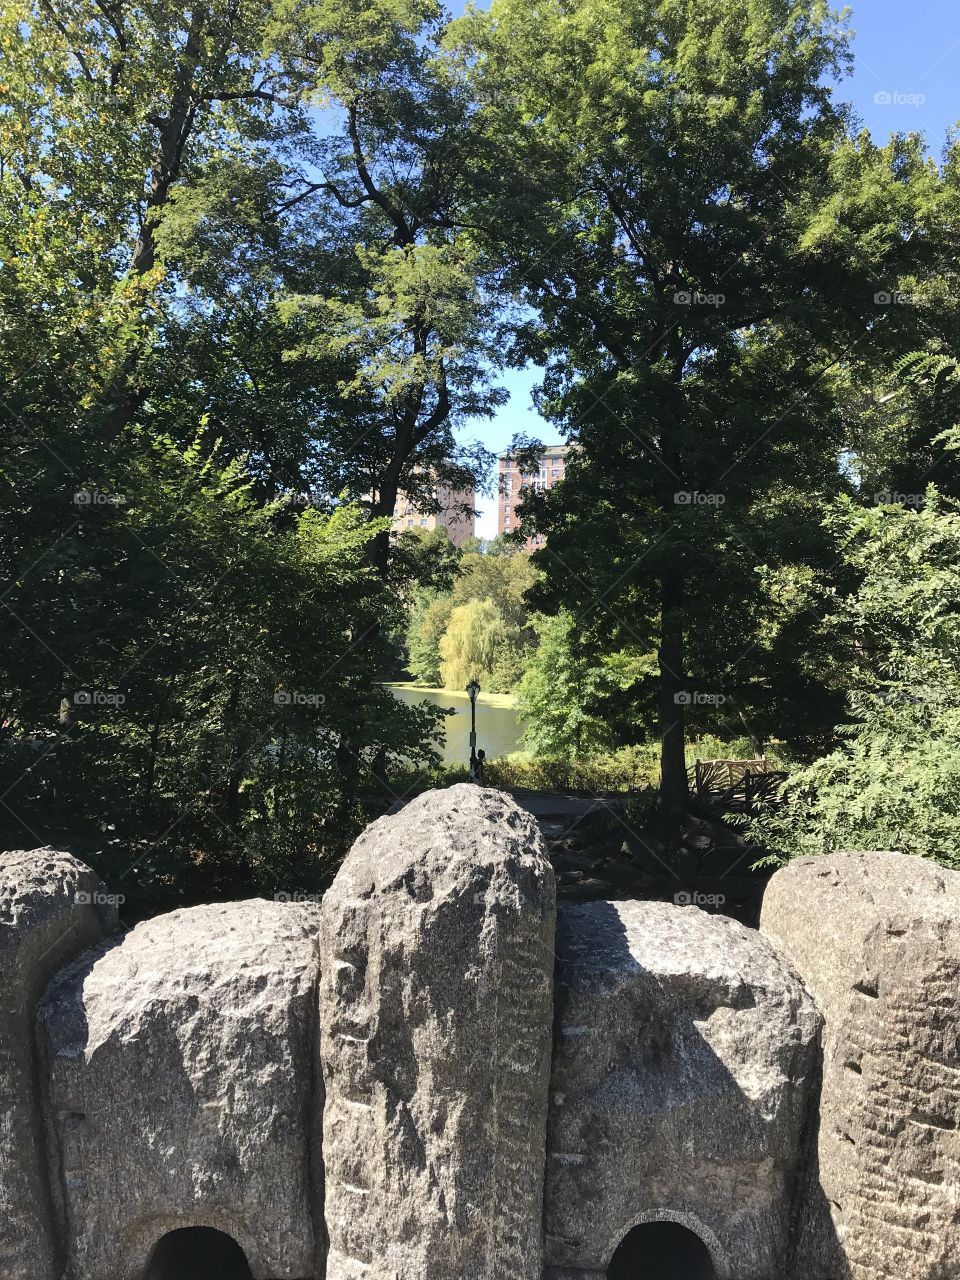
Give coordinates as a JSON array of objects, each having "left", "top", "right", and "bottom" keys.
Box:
[
  {"left": 451, "top": 0, "right": 954, "bottom": 820},
  {"left": 4, "top": 0, "right": 960, "bottom": 889},
  {"left": 752, "top": 491, "right": 960, "bottom": 870}
]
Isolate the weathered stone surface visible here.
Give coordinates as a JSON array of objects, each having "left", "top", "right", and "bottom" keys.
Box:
[
  {"left": 544, "top": 899, "right": 821, "bottom": 1280},
  {"left": 0, "top": 848, "right": 116, "bottom": 1280},
  {"left": 761, "top": 852, "right": 960, "bottom": 1280},
  {"left": 37, "top": 898, "right": 323, "bottom": 1280},
  {"left": 320, "top": 783, "right": 556, "bottom": 1280}
]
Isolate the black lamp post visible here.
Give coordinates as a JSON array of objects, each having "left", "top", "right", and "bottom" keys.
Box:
[{"left": 466, "top": 679, "right": 480, "bottom": 775}]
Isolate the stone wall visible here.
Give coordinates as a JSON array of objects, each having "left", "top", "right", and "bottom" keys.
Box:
[
  {"left": 3, "top": 802, "right": 960, "bottom": 1280},
  {"left": 543, "top": 900, "right": 821, "bottom": 1280},
  {"left": 36, "top": 899, "right": 324, "bottom": 1280},
  {"left": 319, "top": 784, "right": 556, "bottom": 1280},
  {"left": 0, "top": 849, "right": 117, "bottom": 1280},
  {"left": 761, "top": 851, "right": 960, "bottom": 1280}
]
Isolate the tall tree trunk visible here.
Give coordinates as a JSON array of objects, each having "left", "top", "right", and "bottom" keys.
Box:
[
  {"left": 366, "top": 425, "right": 409, "bottom": 577},
  {"left": 272, "top": 726, "right": 288, "bottom": 822},
  {"left": 100, "top": 10, "right": 207, "bottom": 435},
  {"left": 221, "top": 670, "right": 244, "bottom": 830},
  {"left": 55, "top": 674, "right": 75, "bottom": 812},
  {"left": 225, "top": 759, "right": 244, "bottom": 830},
  {"left": 732, "top": 698, "right": 764, "bottom": 758},
  {"left": 332, "top": 737, "right": 357, "bottom": 830},
  {"left": 130, "top": 11, "right": 206, "bottom": 276},
  {"left": 658, "top": 343, "right": 689, "bottom": 822},
  {"left": 142, "top": 700, "right": 163, "bottom": 815},
  {"left": 366, "top": 511, "right": 395, "bottom": 578},
  {"left": 657, "top": 571, "right": 688, "bottom": 821}
]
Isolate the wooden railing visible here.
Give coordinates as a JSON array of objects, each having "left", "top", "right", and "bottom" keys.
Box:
[{"left": 689, "top": 757, "right": 787, "bottom": 811}]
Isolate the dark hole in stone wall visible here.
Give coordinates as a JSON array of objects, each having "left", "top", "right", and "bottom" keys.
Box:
[
  {"left": 144, "top": 1226, "right": 254, "bottom": 1280},
  {"left": 607, "top": 1220, "right": 717, "bottom": 1279}
]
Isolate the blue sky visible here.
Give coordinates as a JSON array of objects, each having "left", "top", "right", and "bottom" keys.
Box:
[{"left": 464, "top": 0, "right": 960, "bottom": 537}]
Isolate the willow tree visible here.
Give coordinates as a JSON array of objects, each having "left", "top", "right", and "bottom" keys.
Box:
[
  {"left": 454, "top": 0, "right": 932, "bottom": 822},
  {"left": 439, "top": 598, "right": 505, "bottom": 690}
]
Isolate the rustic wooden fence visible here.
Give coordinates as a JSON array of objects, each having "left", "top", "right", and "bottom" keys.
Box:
[{"left": 689, "top": 757, "right": 787, "bottom": 812}]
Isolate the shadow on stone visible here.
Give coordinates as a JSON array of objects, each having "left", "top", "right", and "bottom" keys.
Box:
[
  {"left": 544, "top": 898, "right": 823, "bottom": 1280},
  {"left": 782, "top": 1048, "right": 852, "bottom": 1280}
]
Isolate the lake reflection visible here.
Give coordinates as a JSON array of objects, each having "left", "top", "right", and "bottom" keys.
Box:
[{"left": 387, "top": 685, "right": 521, "bottom": 764}]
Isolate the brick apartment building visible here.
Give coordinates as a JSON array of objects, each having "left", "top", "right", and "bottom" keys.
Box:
[
  {"left": 497, "top": 444, "right": 570, "bottom": 548},
  {"left": 391, "top": 482, "right": 477, "bottom": 547}
]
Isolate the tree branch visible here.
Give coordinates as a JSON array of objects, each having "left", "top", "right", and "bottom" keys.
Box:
[
  {"left": 204, "top": 87, "right": 287, "bottom": 106},
  {"left": 346, "top": 101, "right": 414, "bottom": 246},
  {"left": 414, "top": 366, "right": 451, "bottom": 444},
  {"left": 270, "top": 179, "right": 369, "bottom": 218},
  {"left": 39, "top": 0, "right": 96, "bottom": 82}
]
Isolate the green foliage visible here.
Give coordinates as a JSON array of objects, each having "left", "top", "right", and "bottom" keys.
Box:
[
  {"left": 392, "top": 746, "right": 660, "bottom": 796},
  {"left": 6, "top": 0, "right": 960, "bottom": 896},
  {"left": 450, "top": 548, "right": 539, "bottom": 630},
  {"left": 406, "top": 592, "right": 455, "bottom": 685},
  {"left": 450, "top": 0, "right": 943, "bottom": 811},
  {"left": 517, "top": 612, "right": 649, "bottom": 760},
  {"left": 268, "top": 0, "right": 504, "bottom": 566},
  {"left": 0, "top": 424, "right": 442, "bottom": 903},
  {"left": 750, "top": 493, "right": 960, "bottom": 870},
  {"left": 401, "top": 543, "right": 539, "bottom": 691},
  {"left": 486, "top": 748, "right": 658, "bottom": 794},
  {"left": 0, "top": 0, "right": 494, "bottom": 900},
  {"left": 438, "top": 598, "right": 514, "bottom": 691},
  {"left": 391, "top": 527, "right": 463, "bottom": 596}
]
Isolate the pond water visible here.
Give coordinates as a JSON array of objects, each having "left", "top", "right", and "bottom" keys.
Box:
[{"left": 388, "top": 684, "right": 521, "bottom": 764}]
